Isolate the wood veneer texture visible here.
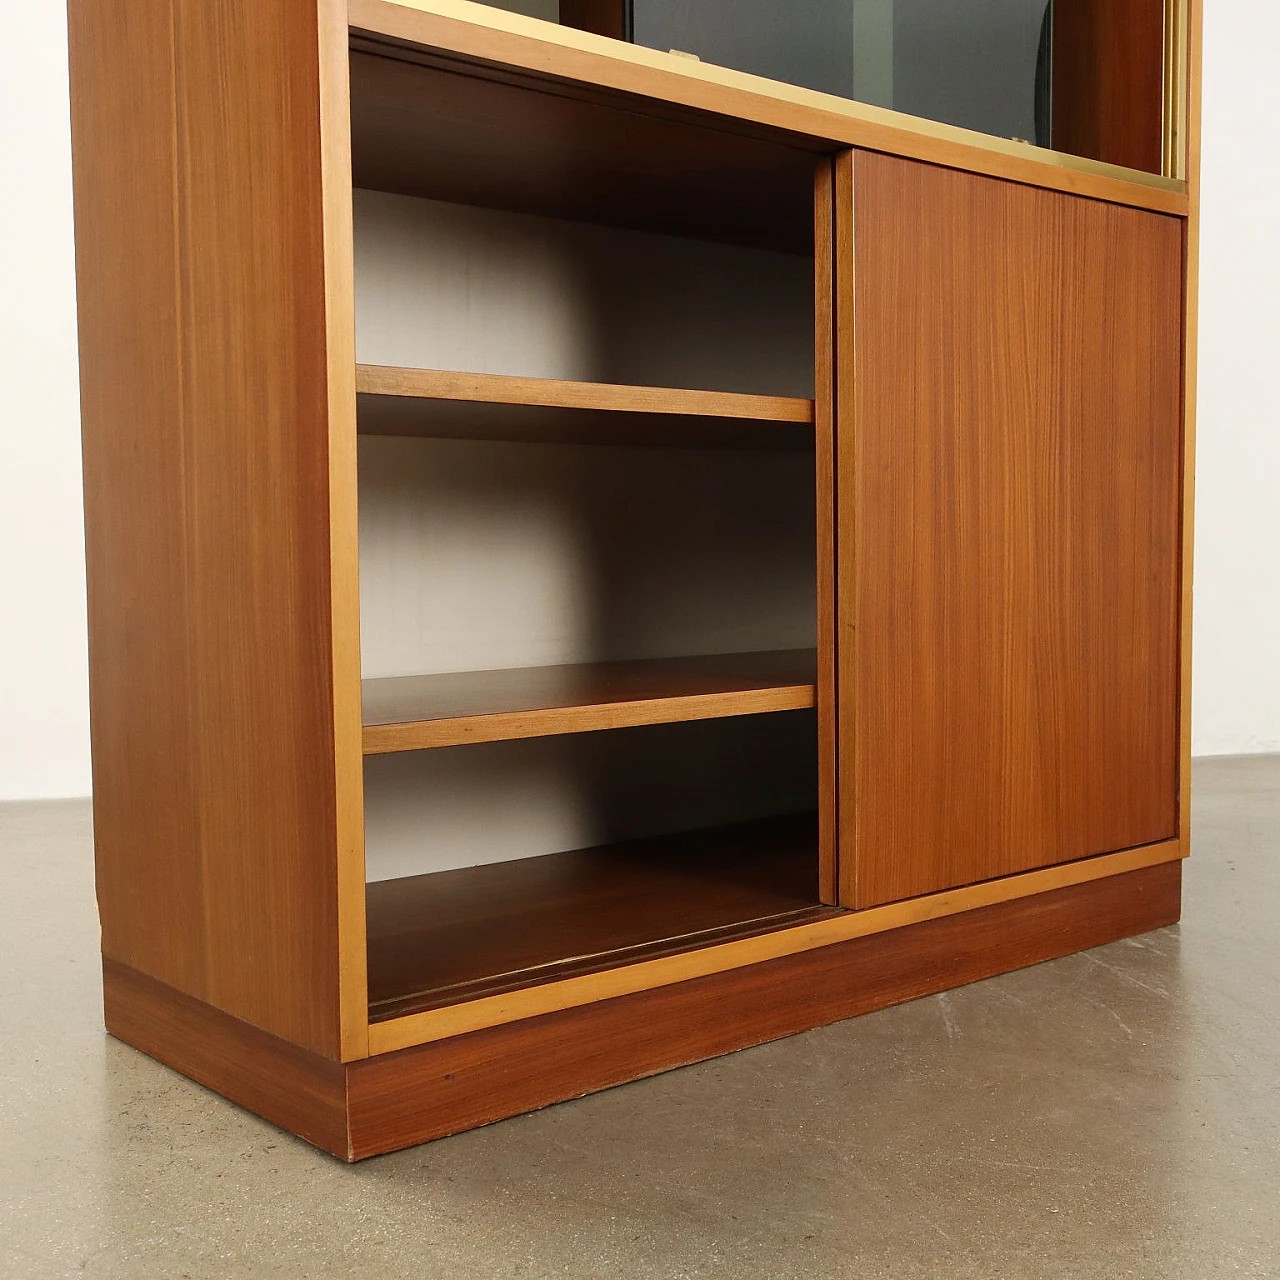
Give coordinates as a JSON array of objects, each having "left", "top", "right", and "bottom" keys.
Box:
[
  {"left": 813, "top": 158, "right": 839, "bottom": 904},
  {"left": 348, "top": 861, "right": 1181, "bottom": 1158},
  {"left": 366, "top": 813, "right": 825, "bottom": 1020},
  {"left": 348, "top": 45, "right": 818, "bottom": 253},
  {"left": 68, "top": 0, "right": 354, "bottom": 1055},
  {"left": 104, "top": 864, "right": 1180, "bottom": 1161},
  {"left": 1053, "top": 0, "right": 1167, "bottom": 176},
  {"left": 361, "top": 650, "right": 817, "bottom": 751},
  {"left": 843, "top": 152, "right": 1183, "bottom": 908},
  {"left": 355, "top": 365, "right": 815, "bottom": 450},
  {"left": 103, "top": 959, "right": 351, "bottom": 1158},
  {"left": 71, "top": 0, "right": 1195, "bottom": 1158}
]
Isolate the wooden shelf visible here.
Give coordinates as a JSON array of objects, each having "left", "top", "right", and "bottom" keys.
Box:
[
  {"left": 362, "top": 649, "right": 817, "bottom": 753},
  {"left": 366, "top": 812, "right": 835, "bottom": 1022},
  {"left": 355, "top": 365, "right": 815, "bottom": 450}
]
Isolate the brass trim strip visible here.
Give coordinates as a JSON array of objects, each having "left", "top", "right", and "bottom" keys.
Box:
[{"left": 1164, "top": 0, "right": 1190, "bottom": 180}]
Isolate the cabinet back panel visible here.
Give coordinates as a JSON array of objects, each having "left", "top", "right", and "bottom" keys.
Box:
[
  {"left": 355, "top": 174, "right": 820, "bottom": 881},
  {"left": 353, "top": 189, "right": 814, "bottom": 397},
  {"left": 359, "top": 435, "right": 816, "bottom": 678},
  {"left": 364, "top": 712, "right": 817, "bottom": 880}
]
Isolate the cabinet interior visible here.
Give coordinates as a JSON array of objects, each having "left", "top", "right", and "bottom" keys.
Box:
[{"left": 349, "top": 42, "right": 829, "bottom": 1021}]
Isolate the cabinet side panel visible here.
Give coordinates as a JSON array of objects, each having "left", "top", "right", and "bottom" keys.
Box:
[
  {"left": 846, "top": 154, "right": 1182, "bottom": 907},
  {"left": 69, "top": 0, "right": 347, "bottom": 1055},
  {"left": 69, "top": 0, "right": 204, "bottom": 998}
]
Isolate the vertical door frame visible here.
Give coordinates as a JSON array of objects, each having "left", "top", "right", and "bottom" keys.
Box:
[
  {"left": 1176, "top": 0, "right": 1203, "bottom": 846},
  {"left": 814, "top": 158, "right": 840, "bottom": 904},
  {"left": 319, "top": 0, "right": 371, "bottom": 1062},
  {"left": 829, "top": 150, "right": 858, "bottom": 907}
]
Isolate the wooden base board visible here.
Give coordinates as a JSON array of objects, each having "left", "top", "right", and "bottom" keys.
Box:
[
  {"left": 102, "top": 958, "right": 350, "bottom": 1155},
  {"left": 103, "top": 860, "right": 1181, "bottom": 1162}
]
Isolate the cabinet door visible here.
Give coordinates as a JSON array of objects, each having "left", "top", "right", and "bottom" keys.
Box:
[{"left": 838, "top": 152, "right": 1183, "bottom": 908}]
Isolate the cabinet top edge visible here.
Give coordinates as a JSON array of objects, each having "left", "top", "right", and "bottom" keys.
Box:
[{"left": 348, "top": 0, "right": 1190, "bottom": 218}]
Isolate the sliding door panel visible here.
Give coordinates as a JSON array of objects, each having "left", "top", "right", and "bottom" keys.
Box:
[{"left": 840, "top": 152, "right": 1182, "bottom": 908}]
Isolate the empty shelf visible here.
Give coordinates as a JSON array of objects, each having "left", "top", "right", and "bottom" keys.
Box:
[
  {"left": 366, "top": 812, "right": 835, "bottom": 1021},
  {"left": 362, "top": 649, "right": 818, "bottom": 753},
  {"left": 355, "top": 365, "right": 815, "bottom": 450}
]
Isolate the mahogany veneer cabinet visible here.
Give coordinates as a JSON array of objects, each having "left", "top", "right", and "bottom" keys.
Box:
[{"left": 68, "top": 0, "right": 1201, "bottom": 1161}]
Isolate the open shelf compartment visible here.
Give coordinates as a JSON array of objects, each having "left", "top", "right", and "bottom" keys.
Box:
[
  {"left": 347, "top": 27, "right": 825, "bottom": 255},
  {"left": 366, "top": 811, "right": 834, "bottom": 1023},
  {"left": 351, "top": 9, "right": 831, "bottom": 1028}
]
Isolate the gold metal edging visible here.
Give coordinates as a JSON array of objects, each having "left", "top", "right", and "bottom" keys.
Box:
[{"left": 1164, "top": 0, "right": 1190, "bottom": 180}]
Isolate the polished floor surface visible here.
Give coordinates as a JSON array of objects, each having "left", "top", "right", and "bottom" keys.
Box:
[{"left": 2, "top": 755, "right": 1278, "bottom": 1279}]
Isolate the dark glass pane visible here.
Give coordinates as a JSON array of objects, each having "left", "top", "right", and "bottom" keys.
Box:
[
  {"left": 633, "top": 1, "right": 857, "bottom": 100},
  {"left": 891, "top": 0, "right": 1052, "bottom": 145},
  {"left": 630, "top": 0, "right": 1056, "bottom": 150}
]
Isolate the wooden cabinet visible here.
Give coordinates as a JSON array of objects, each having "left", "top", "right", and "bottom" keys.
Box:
[
  {"left": 839, "top": 152, "right": 1184, "bottom": 908},
  {"left": 68, "top": 0, "right": 1199, "bottom": 1160}
]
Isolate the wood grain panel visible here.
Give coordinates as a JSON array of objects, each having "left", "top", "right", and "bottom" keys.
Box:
[
  {"left": 362, "top": 650, "right": 816, "bottom": 752},
  {"left": 831, "top": 150, "right": 856, "bottom": 906},
  {"left": 370, "top": 838, "right": 1181, "bottom": 1052},
  {"left": 320, "top": 0, "right": 372, "bottom": 1063},
  {"left": 68, "top": 0, "right": 202, "bottom": 999},
  {"left": 843, "top": 153, "right": 1183, "bottom": 908},
  {"left": 367, "top": 813, "right": 824, "bottom": 1021},
  {"left": 104, "top": 863, "right": 1180, "bottom": 1160},
  {"left": 356, "top": 365, "right": 814, "bottom": 450},
  {"left": 349, "top": 861, "right": 1181, "bottom": 1159},
  {"left": 1053, "top": 0, "right": 1166, "bottom": 176},
  {"left": 103, "top": 959, "right": 350, "bottom": 1159},
  {"left": 349, "top": 0, "right": 1188, "bottom": 217},
  {"left": 69, "top": 0, "right": 353, "bottom": 1056}
]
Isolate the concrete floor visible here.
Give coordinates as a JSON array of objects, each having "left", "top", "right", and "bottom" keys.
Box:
[{"left": 1, "top": 757, "right": 1277, "bottom": 1279}]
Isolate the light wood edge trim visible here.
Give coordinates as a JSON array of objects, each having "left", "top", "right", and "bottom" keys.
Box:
[
  {"left": 355, "top": 365, "right": 815, "bottom": 424},
  {"left": 367, "top": 838, "right": 1185, "bottom": 1054},
  {"left": 321, "top": 0, "right": 370, "bottom": 1062},
  {"left": 1178, "top": 0, "right": 1203, "bottom": 842},
  {"left": 350, "top": 0, "right": 1189, "bottom": 217},
  {"left": 362, "top": 685, "right": 817, "bottom": 753}
]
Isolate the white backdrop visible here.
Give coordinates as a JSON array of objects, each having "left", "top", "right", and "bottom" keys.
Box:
[
  {"left": 1189, "top": 5, "right": 1280, "bottom": 756},
  {"left": 1, "top": 1, "right": 1276, "bottom": 800},
  {"left": 1, "top": 2, "right": 90, "bottom": 801}
]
